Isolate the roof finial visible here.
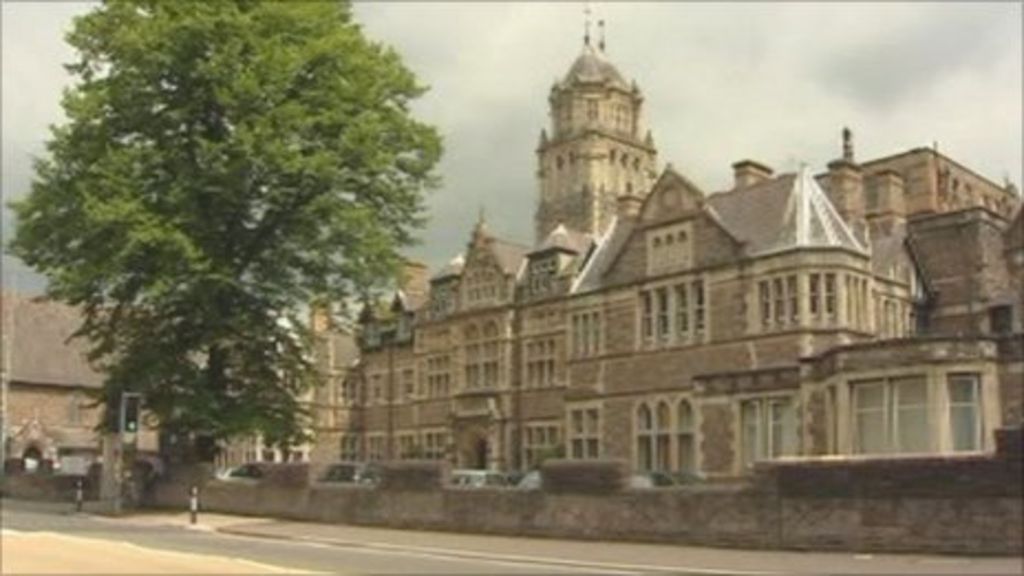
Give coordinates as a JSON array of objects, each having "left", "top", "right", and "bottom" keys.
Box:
[
  {"left": 583, "top": 2, "right": 592, "bottom": 46},
  {"left": 842, "top": 126, "right": 854, "bottom": 162},
  {"left": 598, "top": 19, "right": 606, "bottom": 52}
]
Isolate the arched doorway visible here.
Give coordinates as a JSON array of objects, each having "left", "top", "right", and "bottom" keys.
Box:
[
  {"left": 456, "top": 425, "right": 490, "bottom": 470},
  {"left": 22, "top": 446, "right": 42, "bottom": 474},
  {"left": 473, "top": 437, "right": 488, "bottom": 470}
]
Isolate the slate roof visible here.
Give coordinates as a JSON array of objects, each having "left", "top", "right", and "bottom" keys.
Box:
[
  {"left": 530, "top": 224, "right": 594, "bottom": 256},
  {"left": 1, "top": 292, "right": 103, "bottom": 388},
  {"left": 490, "top": 239, "right": 531, "bottom": 277},
  {"left": 431, "top": 253, "right": 465, "bottom": 281},
  {"left": 572, "top": 216, "right": 636, "bottom": 294},
  {"left": 561, "top": 44, "right": 629, "bottom": 90},
  {"left": 707, "top": 168, "right": 867, "bottom": 256}
]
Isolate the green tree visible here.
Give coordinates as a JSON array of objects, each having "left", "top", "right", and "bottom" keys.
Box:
[{"left": 9, "top": 0, "right": 441, "bottom": 457}]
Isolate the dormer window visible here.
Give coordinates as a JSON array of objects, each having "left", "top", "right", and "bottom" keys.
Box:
[
  {"left": 529, "top": 256, "right": 559, "bottom": 295},
  {"left": 647, "top": 222, "right": 693, "bottom": 274}
]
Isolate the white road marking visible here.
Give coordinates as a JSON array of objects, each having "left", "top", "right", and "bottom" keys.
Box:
[{"left": 219, "top": 529, "right": 780, "bottom": 575}]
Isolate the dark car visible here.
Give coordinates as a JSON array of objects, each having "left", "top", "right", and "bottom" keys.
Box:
[
  {"left": 320, "top": 462, "right": 380, "bottom": 485},
  {"left": 226, "top": 463, "right": 264, "bottom": 480}
]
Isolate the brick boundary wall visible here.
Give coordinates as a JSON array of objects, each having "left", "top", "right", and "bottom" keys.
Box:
[{"left": 142, "top": 428, "right": 1023, "bottom": 555}]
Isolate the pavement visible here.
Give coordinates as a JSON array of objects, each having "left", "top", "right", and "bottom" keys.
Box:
[{"left": 2, "top": 498, "right": 1022, "bottom": 575}]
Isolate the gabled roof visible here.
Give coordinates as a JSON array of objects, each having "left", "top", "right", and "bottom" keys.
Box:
[
  {"left": 490, "top": 239, "right": 531, "bottom": 276},
  {"left": 431, "top": 253, "right": 465, "bottom": 281},
  {"left": 530, "top": 224, "right": 593, "bottom": 256},
  {"left": 0, "top": 292, "right": 103, "bottom": 388},
  {"left": 707, "top": 167, "right": 867, "bottom": 256},
  {"left": 571, "top": 216, "right": 636, "bottom": 294}
]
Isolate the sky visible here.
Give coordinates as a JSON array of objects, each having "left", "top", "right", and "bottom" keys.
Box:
[{"left": 3, "top": 1, "right": 1022, "bottom": 293}]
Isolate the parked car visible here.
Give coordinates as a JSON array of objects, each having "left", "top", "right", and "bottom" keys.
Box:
[
  {"left": 222, "top": 463, "right": 264, "bottom": 481},
  {"left": 628, "top": 471, "right": 676, "bottom": 489},
  {"left": 450, "top": 469, "right": 510, "bottom": 488},
  {"left": 515, "top": 470, "right": 542, "bottom": 490},
  {"left": 320, "top": 462, "right": 380, "bottom": 486}
]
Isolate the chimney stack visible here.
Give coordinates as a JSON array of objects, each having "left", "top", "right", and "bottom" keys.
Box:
[
  {"left": 616, "top": 194, "right": 643, "bottom": 220},
  {"left": 732, "top": 160, "right": 774, "bottom": 188},
  {"left": 399, "top": 260, "right": 430, "bottom": 306},
  {"left": 866, "top": 169, "right": 906, "bottom": 237}
]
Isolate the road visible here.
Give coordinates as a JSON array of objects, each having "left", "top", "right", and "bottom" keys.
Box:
[{"left": 1, "top": 498, "right": 1021, "bottom": 575}]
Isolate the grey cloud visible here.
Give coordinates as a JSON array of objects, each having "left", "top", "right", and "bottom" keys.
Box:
[
  {"left": 814, "top": 4, "right": 1019, "bottom": 109},
  {"left": 3, "top": 2, "right": 1021, "bottom": 287}
]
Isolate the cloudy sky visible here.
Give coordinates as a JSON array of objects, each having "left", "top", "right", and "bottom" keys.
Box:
[{"left": 3, "top": 1, "right": 1021, "bottom": 293}]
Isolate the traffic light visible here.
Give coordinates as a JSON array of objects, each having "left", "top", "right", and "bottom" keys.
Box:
[{"left": 121, "top": 392, "right": 142, "bottom": 434}]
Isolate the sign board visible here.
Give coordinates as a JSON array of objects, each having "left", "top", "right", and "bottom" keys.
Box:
[{"left": 58, "top": 455, "right": 89, "bottom": 476}]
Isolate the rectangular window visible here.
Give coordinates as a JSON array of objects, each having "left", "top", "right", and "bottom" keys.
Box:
[
  {"left": 741, "top": 397, "right": 796, "bottom": 467},
  {"left": 656, "top": 287, "right": 670, "bottom": 341},
  {"left": 853, "top": 376, "right": 931, "bottom": 454},
  {"left": 759, "top": 281, "right": 771, "bottom": 328},
  {"left": 693, "top": 280, "right": 706, "bottom": 335},
  {"left": 786, "top": 275, "right": 798, "bottom": 324},
  {"left": 569, "top": 407, "right": 601, "bottom": 460},
  {"left": 893, "top": 376, "right": 928, "bottom": 453},
  {"left": 773, "top": 278, "right": 785, "bottom": 325},
  {"left": 641, "top": 291, "right": 653, "bottom": 344},
  {"left": 676, "top": 284, "right": 690, "bottom": 337},
  {"left": 809, "top": 274, "right": 821, "bottom": 317},
  {"left": 523, "top": 424, "right": 561, "bottom": 468},
  {"left": 824, "top": 273, "right": 837, "bottom": 319},
  {"left": 948, "top": 374, "right": 982, "bottom": 452}
]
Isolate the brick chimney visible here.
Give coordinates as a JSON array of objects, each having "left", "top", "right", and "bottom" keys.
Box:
[
  {"left": 867, "top": 169, "right": 906, "bottom": 237},
  {"left": 399, "top": 260, "right": 429, "bottom": 305},
  {"left": 732, "top": 160, "right": 773, "bottom": 188},
  {"left": 826, "top": 158, "right": 865, "bottom": 228},
  {"left": 616, "top": 194, "right": 643, "bottom": 220}
]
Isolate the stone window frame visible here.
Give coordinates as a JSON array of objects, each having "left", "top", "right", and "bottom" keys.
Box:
[
  {"left": 633, "top": 394, "right": 702, "bottom": 474},
  {"left": 737, "top": 393, "right": 799, "bottom": 470},
  {"left": 397, "top": 432, "right": 419, "bottom": 459},
  {"left": 522, "top": 421, "right": 563, "bottom": 469},
  {"left": 570, "top": 309, "right": 602, "bottom": 359},
  {"left": 566, "top": 402, "right": 602, "bottom": 460},
  {"left": 851, "top": 374, "right": 932, "bottom": 455},
  {"left": 637, "top": 275, "right": 708, "bottom": 350},
  {"left": 529, "top": 256, "right": 559, "bottom": 296},
  {"left": 646, "top": 222, "right": 693, "bottom": 275},
  {"left": 339, "top": 434, "right": 360, "bottom": 461},
  {"left": 524, "top": 337, "right": 558, "bottom": 388},
  {"left": 366, "top": 433, "right": 386, "bottom": 462},
  {"left": 425, "top": 354, "right": 451, "bottom": 398},
  {"left": 421, "top": 428, "right": 449, "bottom": 461}
]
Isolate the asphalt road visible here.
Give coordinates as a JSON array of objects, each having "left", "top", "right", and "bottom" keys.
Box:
[
  {"left": 0, "top": 499, "right": 623, "bottom": 575},
  {"left": 1, "top": 499, "right": 1021, "bottom": 575}
]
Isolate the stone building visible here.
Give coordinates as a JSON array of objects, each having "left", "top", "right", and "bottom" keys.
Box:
[
  {"left": 0, "top": 292, "right": 158, "bottom": 474},
  {"left": 331, "top": 37, "right": 1023, "bottom": 477}
]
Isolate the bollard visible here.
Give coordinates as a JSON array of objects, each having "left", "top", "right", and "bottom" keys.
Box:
[
  {"left": 189, "top": 485, "right": 199, "bottom": 525},
  {"left": 75, "top": 479, "right": 84, "bottom": 513}
]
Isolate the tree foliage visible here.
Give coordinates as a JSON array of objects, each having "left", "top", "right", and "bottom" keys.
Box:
[{"left": 9, "top": 0, "right": 441, "bottom": 452}]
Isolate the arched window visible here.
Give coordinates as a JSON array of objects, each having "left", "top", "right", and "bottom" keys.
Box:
[
  {"left": 636, "top": 403, "right": 654, "bottom": 472},
  {"left": 677, "top": 400, "right": 696, "bottom": 474},
  {"left": 655, "top": 402, "right": 671, "bottom": 472}
]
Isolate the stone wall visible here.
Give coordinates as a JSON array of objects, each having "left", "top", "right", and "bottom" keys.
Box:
[{"left": 148, "top": 433, "right": 1023, "bottom": 555}]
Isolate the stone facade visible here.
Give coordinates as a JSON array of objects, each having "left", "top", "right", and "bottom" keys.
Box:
[
  {"left": 1, "top": 293, "right": 158, "bottom": 473},
  {"left": 324, "top": 39, "right": 1023, "bottom": 478}
]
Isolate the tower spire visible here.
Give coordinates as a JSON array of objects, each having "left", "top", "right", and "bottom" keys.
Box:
[
  {"left": 598, "top": 19, "right": 606, "bottom": 52},
  {"left": 583, "top": 2, "right": 592, "bottom": 46}
]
